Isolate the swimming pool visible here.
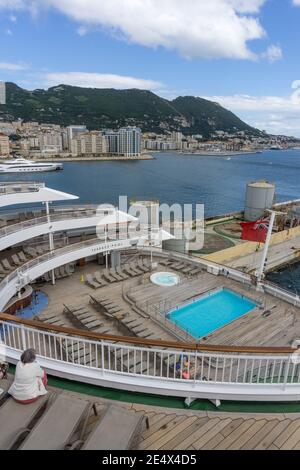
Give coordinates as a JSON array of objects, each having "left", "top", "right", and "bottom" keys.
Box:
[
  {"left": 150, "top": 272, "right": 180, "bottom": 287},
  {"left": 16, "top": 291, "right": 49, "bottom": 319},
  {"left": 167, "top": 288, "right": 257, "bottom": 339}
]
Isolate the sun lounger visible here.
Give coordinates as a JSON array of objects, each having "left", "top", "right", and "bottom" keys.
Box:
[
  {"left": 123, "top": 264, "right": 138, "bottom": 277},
  {"left": 0, "top": 264, "right": 7, "bottom": 274},
  {"left": 94, "top": 272, "right": 108, "bottom": 286},
  {"left": 129, "top": 262, "right": 144, "bottom": 275},
  {"left": 25, "top": 247, "right": 38, "bottom": 258},
  {"left": 0, "top": 395, "right": 51, "bottom": 450},
  {"left": 76, "top": 405, "right": 146, "bottom": 450},
  {"left": 19, "top": 395, "right": 91, "bottom": 450},
  {"left": 86, "top": 275, "right": 102, "bottom": 290},
  {"left": 180, "top": 265, "right": 194, "bottom": 274},
  {"left": 17, "top": 251, "right": 27, "bottom": 263},
  {"left": 159, "top": 258, "right": 173, "bottom": 266},
  {"left": 102, "top": 270, "right": 118, "bottom": 283},
  {"left": 131, "top": 324, "right": 150, "bottom": 335},
  {"left": 83, "top": 319, "right": 103, "bottom": 330},
  {"left": 11, "top": 254, "right": 22, "bottom": 266},
  {"left": 1, "top": 259, "right": 13, "bottom": 271},
  {"left": 115, "top": 266, "right": 129, "bottom": 279},
  {"left": 137, "top": 260, "right": 149, "bottom": 272},
  {"left": 109, "top": 268, "right": 124, "bottom": 282},
  {"left": 188, "top": 267, "right": 202, "bottom": 276}
]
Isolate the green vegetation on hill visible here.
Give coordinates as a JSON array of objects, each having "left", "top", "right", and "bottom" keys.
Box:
[{"left": 0, "top": 82, "right": 262, "bottom": 137}]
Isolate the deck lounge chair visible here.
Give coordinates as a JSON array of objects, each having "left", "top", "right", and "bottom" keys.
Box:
[
  {"left": 82, "top": 319, "right": 103, "bottom": 330},
  {"left": 123, "top": 264, "right": 138, "bottom": 277},
  {"left": 109, "top": 268, "right": 123, "bottom": 282},
  {"left": 137, "top": 260, "right": 150, "bottom": 272},
  {"left": 1, "top": 259, "right": 13, "bottom": 271},
  {"left": 189, "top": 267, "right": 202, "bottom": 276},
  {"left": 115, "top": 266, "right": 129, "bottom": 280},
  {"left": 75, "top": 405, "right": 147, "bottom": 450},
  {"left": 129, "top": 262, "right": 144, "bottom": 275},
  {"left": 11, "top": 254, "right": 22, "bottom": 267},
  {"left": 86, "top": 274, "right": 101, "bottom": 290},
  {"left": 0, "top": 395, "right": 51, "bottom": 450},
  {"left": 102, "top": 270, "right": 117, "bottom": 283},
  {"left": 94, "top": 272, "right": 108, "bottom": 287},
  {"left": 93, "top": 326, "right": 111, "bottom": 334},
  {"left": 25, "top": 247, "right": 38, "bottom": 258},
  {"left": 17, "top": 251, "right": 28, "bottom": 263},
  {"left": 159, "top": 258, "right": 173, "bottom": 267},
  {"left": 18, "top": 395, "right": 91, "bottom": 450}
]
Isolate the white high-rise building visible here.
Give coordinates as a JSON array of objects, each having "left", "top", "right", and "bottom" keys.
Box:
[
  {"left": 105, "top": 127, "right": 141, "bottom": 157},
  {"left": 118, "top": 127, "right": 141, "bottom": 157}
]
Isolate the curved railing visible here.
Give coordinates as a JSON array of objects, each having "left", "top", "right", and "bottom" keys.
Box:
[
  {"left": 0, "top": 236, "right": 137, "bottom": 310},
  {"left": 0, "top": 210, "right": 97, "bottom": 238},
  {"left": 1, "top": 313, "right": 299, "bottom": 404}
]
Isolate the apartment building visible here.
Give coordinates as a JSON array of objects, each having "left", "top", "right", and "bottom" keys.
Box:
[{"left": 0, "top": 134, "right": 10, "bottom": 156}]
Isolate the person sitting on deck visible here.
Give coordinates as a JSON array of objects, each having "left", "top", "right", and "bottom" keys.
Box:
[{"left": 8, "top": 348, "right": 48, "bottom": 404}]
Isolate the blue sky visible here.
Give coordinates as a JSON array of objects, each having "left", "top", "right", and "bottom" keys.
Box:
[{"left": 1, "top": 0, "right": 300, "bottom": 135}]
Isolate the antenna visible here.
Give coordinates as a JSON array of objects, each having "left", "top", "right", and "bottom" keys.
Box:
[{"left": 256, "top": 209, "right": 285, "bottom": 284}]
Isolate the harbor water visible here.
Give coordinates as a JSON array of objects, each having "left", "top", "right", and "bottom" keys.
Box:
[{"left": 1, "top": 149, "right": 300, "bottom": 293}]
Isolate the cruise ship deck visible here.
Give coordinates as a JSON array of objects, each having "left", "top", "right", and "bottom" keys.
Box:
[{"left": 1, "top": 181, "right": 300, "bottom": 450}]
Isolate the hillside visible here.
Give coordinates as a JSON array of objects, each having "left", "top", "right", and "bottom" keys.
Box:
[{"left": 0, "top": 82, "right": 261, "bottom": 137}]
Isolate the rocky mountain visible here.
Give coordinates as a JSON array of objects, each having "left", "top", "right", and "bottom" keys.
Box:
[{"left": 0, "top": 82, "right": 261, "bottom": 138}]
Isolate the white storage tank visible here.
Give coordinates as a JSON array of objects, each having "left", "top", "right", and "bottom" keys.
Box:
[{"left": 244, "top": 181, "right": 275, "bottom": 221}]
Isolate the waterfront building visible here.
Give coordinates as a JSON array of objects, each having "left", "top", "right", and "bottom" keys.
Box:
[
  {"left": 105, "top": 127, "right": 141, "bottom": 157},
  {"left": 38, "top": 131, "right": 63, "bottom": 154},
  {"left": 71, "top": 131, "right": 107, "bottom": 156},
  {"left": 67, "top": 125, "right": 87, "bottom": 148},
  {"left": 0, "top": 133, "right": 10, "bottom": 156},
  {"left": 117, "top": 127, "right": 141, "bottom": 157}
]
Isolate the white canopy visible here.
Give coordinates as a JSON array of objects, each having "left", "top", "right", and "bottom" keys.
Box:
[{"left": 0, "top": 185, "right": 78, "bottom": 208}]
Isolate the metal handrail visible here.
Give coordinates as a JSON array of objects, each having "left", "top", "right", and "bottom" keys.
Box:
[
  {"left": 0, "top": 313, "right": 296, "bottom": 354},
  {"left": 0, "top": 210, "right": 98, "bottom": 237}
]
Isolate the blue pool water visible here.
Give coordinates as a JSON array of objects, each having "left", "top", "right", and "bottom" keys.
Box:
[
  {"left": 16, "top": 291, "right": 49, "bottom": 319},
  {"left": 167, "top": 288, "right": 257, "bottom": 339}
]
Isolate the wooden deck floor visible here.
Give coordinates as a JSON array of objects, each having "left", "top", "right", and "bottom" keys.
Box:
[
  {"left": 9, "top": 377, "right": 298, "bottom": 451},
  {"left": 39, "top": 257, "right": 300, "bottom": 348}
]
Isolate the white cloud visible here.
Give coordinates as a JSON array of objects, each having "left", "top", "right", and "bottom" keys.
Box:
[
  {"left": 0, "top": 1, "right": 24, "bottom": 8},
  {"left": 0, "top": 61, "right": 27, "bottom": 70},
  {"left": 204, "top": 82, "right": 300, "bottom": 136},
  {"left": 262, "top": 44, "right": 283, "bottom": 63},
  {"left": 4, "top": 28, "right": 13, "bottom": 35},
  {"left": 293, "top": 0, "right": 300, "bottom": 5},
  {"left": 0, "top": 0, "right": 271, "bottom": 60},
  {"left": 42, "top": 71, "right": 163, "bottom": 90},
  {"left": 10, "top": 14, "right": 17, "bottom": 22}
]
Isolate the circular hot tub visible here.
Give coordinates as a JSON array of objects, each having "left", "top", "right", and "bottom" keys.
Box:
[{"left": 150, "top": 272, "right": 180, "bottom": 287}]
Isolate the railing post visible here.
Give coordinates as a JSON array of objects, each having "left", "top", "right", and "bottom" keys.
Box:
[
  {"left": 283, "top": 355, "right": 291, "bottom": 390},
  {"left": 101, "top": 340, "right": 105, "bottom": 375},
  {"left": 20, "top": 324, "right": 27, "bottom": 351}
]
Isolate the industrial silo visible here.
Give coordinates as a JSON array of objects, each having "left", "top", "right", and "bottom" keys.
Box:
[{"left": 244, "top": 181, "right": 275, "bottom": 221}]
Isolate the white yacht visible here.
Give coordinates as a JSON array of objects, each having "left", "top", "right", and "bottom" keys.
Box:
[{"left": 0, "top": 157, "right": 63, "bottom": 173}]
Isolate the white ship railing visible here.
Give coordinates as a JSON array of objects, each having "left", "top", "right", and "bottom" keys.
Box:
[
  {"left": 1, "top": 314, "right": 300, "bottom": 403},
  {"left": 0, "top": 182, "right": 45, "bottom": 195},
  {"left": 0, "top": 210, "right": 97, "bottom": 237}
]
